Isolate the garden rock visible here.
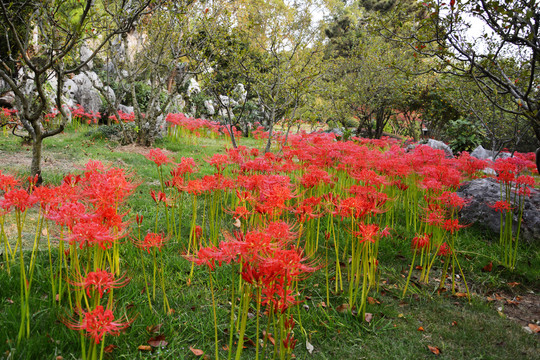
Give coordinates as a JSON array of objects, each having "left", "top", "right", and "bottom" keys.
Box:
[
  {"left": 73, "top": 71, "right": 102, "bottom": 113},
  {"left": 470, "top": 145, "right": 511, "bottom": 161},
  {"left": 425, "top": 139, "right": 453, "bottom": 158},
  {"left": 80, "top": 45, "right": 94, "bottom": 70},
  {"left": 457, "top": 178, "right": 540, "bottom": 243},
  {"left": 0, "top": 91, "right": 15, "bottom": 108},
  {"left": 118, "top": 104, "right": 134, "bottom": 114}
]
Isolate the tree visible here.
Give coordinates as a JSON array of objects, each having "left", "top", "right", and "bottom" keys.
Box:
[
  {"left": 380, "top": 0, "right": 540, "bottom": 145},
  {"left": 108, "top": 1, "right": 203, "bottom": 146},
  {"left": 200, "top": 0, "right": 324, "bottom": 152},
  {"left": 0, "top": 0, "right": 152, "bottom": 182}
]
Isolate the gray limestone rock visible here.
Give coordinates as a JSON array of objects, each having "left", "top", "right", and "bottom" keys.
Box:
[
  {"left": 73, "top": 72, "right": 102, "bottom": 113},
  {"left": 457, "top": 178, "right": 540, "bottom": 243},
  {"left": 470, "top": 145, "right": 511, "bottom": 161},
  {"left": 426, "top": 139, "right": 453, "bottom": 158}
]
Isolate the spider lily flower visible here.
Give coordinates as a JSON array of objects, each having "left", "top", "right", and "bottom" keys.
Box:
[
  {"left": 70, "top": 269, "right": 130, "bottom": 298},
  {"left": 64, "top": 305, "right": 132, "bottom": 344},
  {"left": 145, "top": 148, "right": 173, "bottom": 167}
]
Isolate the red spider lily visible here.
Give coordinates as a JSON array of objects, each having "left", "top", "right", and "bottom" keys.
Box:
[
  {"left": 64, "top": 305, "right": 131, "bottom": 344},
  {"left": 32, "top": 185, "right": 59, "bottom": 211},
  {"left": 150, "top": 190, "right": 167, "bottom": 204},
  {"left": 236, "top": 190, "right": 255, "bottom": 203},
  {"left": 392, "top": 179, "right": 409, "bottom": 191},
  {"left": 207, "top": 153, "right": 230, "bottom": 173},
  {"left": 170, "top": 157, "right": 198, "bottom": 177},
  {"left": 489, "top": 200, "right": 513, "bottom": 212},
  {"left": 353, "top": 223, "right": 381, "bottom": 243},
  {"left": 0, "top": 171, "right": 20, "bottom": 192},
  {"left": 227, "top": 205, "right": 250, "bottom": 220},
  {"left": 178, "top": 178, "right": 208, "bottom": 195},
  {"left": 438, "top": 242, "right": 452, "bottom": 256},
  {"left": 282, "top": 316, "right": 297, "bottom": 350},
  {"left": 137, "top": 232, "right": 166, "bottom": 254},
  {"left": 515, "top": 175, "right": 536, "bottom": 188},
  {"left": 71, "top": 269, "right": 130, "bottom": 298},
  {"left": 454, "top": 151, "right": 489, "bottom": 178},
  {"left": 46, "top": 202, "right": 90, "bottom": 228},
  {"left": 424, "top": 210, "right": 446, "bottom": 227},
  {"left": 411, "top": 233, "right": 430, "bottom": 250},
  {"left": 188, "top": 245, "right": 234, "bottom": 270},
  {"left": 442, "top": 218, "right": 466, "bottom": 234},
  {"left": 135, "top": 214, "right": 144, "bottom": 225},
  {"left": 193, "top": 225, "right": 203, "bottom": 240},
  {"left": 68, "top": 220, "right": 116, "bottom": 250},
  {"left": 95, "top": 206, "right": 129, "bottom": 231},
  {"left": 293, "top": 204, "right": 323, "bottom": 223},
  {"left": 438, "top": 191, "right": 468, "bottom": 210},
  {"left": 0, "top": 188, "right": 38, "bottom": 212},
  {"left": 300, "top": 166, "right": 333, "bottom": 188},
  {"left": 145, "top": 148, "right": 173, "bottom": 167}
]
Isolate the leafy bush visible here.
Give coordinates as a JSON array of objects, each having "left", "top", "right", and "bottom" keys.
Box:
[
  {"left": 87, "top": 122, "right": 138, "bottom": 144},
  {"left": 445, "top": 117, "right": 485, "bottom": 153}
]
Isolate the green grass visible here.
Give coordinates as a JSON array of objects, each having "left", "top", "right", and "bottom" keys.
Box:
[{"left": 0, "top": 127, "right": 538, "bottom": 360}]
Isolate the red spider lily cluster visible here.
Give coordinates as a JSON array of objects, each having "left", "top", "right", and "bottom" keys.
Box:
[
  {"left": 1, "top": 117, "right": 537, "bottom": 358},
  {"left": 41, "top": 105, "right": 136, "bottom": 128},
  {"left": 165, "top": 112, "right": 243, "bottom": 142},
  {"left": 0, "top": 161, "right": 135, "bottom": 357},
  {"left": 186, "top": 223, "right": 318, "bottom": 359}
]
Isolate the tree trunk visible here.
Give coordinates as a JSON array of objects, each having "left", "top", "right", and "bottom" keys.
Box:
[
  {"left": 31, "top": 135, "right": 43, "bottom": 184},
  {"left": 264, "top": 107, "right": 276, "bottom": 153}
]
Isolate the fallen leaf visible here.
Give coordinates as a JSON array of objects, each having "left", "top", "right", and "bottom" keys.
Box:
[
  {"left": 428, "top": 345, "right": 441, "bottom": 355},
  {"left": 306, "top": 340, "right": 314, "bottom": 354},
  {"left": 187, "top": 278, "right": 192, "bottom": 286},
  {"left": 138, "top": 345, "right": 152, "bottom": 352},
  {"left": 244, "top": 337, "right": 256, "bottom": 347},
  {"left": 398, "top": 313, "right": 404, "bottom": 318},
  {"left": 42, "top": 228, "right": 48, "bottom": 236},
  {"left": 482, "top": 262, "right": 493, "bottom": 272},
  {"left": 418, "top": 326, "right": 424, "bottom": 331},
  {"left": 451, "top": 321, "right": 457, "bottom": 326},
  {"left": 415, "top": 265, "right": 423, "bottom": 270},
  {"left": 365, "top": 313, "right": 373, "bottom": 323},
  {"left": 233, "top": 218, "right": 241, "bottom": 228},
  {"left": 506, "top": 299, "right": 520, "bottom": 305},
  {"left": 528, "top": 324, "right": 540, "bottom": 333},
  {"left": 104, "top": 345, "right": 117, "bottom": 353},
  {"left": 222, "top": 345, "right": 229, "bottom": 351},
  {"left": 336, "top": 304, "right": 350, "bottom": 313},
  {"left": 190, "top": 347, "right": 204, "bottom": 356},
  {"left": 486, "top": 296, "right": 495, "bottom": 302},
  {"left": 507, "top": 282, "right": 520, "bottom": 288},
  {"left": 367, "top": 297, "right": 380, "bottom": 304},
  {"left": 148, "top": 334, "right": 168, "bottom": 347},
  {"left": 146, "top": 324, "right": 163, "bottom": 334},
  {"left": 263, "top": 330, "right": 275, "bottom": 345},
  {"left": 318, "top": 302, "right": 327, "bottom": 308},
  {"left": 453, "top": 292, "right": 468, "bottom": 298},
  {"left": 6, "top": 298, "right": 14, "bottom": 304}
]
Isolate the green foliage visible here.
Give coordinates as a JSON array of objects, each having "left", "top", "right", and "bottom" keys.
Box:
[
  {"left": 419, "top": 86, "right": 462, "bottom": 139},
  {"left": 444, "top": 117, "right": 485, "bottom": 153},
  {"left": 86, "top": 123, "right": 138, "bottom": 144}
]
